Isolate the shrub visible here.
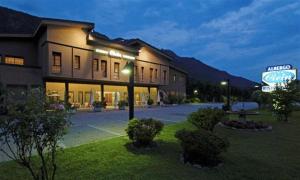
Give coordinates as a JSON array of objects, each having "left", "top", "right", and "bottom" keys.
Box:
[
  {"left": 0, "top": 88, "right": 70, "bottom": 180},
  {"left": 188, "top": 108, "right": 225, "bottom": 132},
  {"left": 147, "top": 98, "right": 154, "bottom": 106},
  {"left": 175, "top": 129, "right": 229, "bottom": 167},
  {"left": 92, "top": 101, "right": 103, "bottom": 108},
  {"left": 118, "top": 100, "right": 127, "bottom": 107},
  {"left": 126, "top": 118, "right": 164, "bottom": 147}
]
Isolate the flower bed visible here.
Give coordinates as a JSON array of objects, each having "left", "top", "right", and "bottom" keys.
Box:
[{"left": 221, "top": 120, "right": 272, "bottom": 131}]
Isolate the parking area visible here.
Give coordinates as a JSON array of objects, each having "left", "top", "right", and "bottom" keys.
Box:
[{"left": 0, "top": 102, "right": 257, "bottom": 162}]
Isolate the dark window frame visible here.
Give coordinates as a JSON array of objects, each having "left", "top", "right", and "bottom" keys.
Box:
[
  {"left": 150, "top": 68, "right": 154, "bottom": 83},
  {"left": 74, "top": 55, "right": 80, "bottom": 69},
  {"left": 114, "top": 62, "right": 120, "bottom": 79},
  {"left": 93, "top": 59, "right": 99, "bottom": 72},
  {"left": 141, "top": 67, "right": 144, "bottom": 81},
  {"left": 52, "top": 52, "right": 62, "bottom": 74},
  {"left": 163, "top": 70, "right": 167, "bottom": 84},
  {"left": 101, "top": 60, "right": 107, "bottom": 78}
]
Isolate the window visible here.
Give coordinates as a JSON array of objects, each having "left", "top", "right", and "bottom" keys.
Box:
[
  {"left": 134, "top": 65, "right": 138, "bottom": 81},
  {"left": 74, "top": 55, "right": 80, "bottom": 69},
  {"left": 150, "top": 68, "right": 154, "bottom": 82},
  {"left": 173, "top": 74, "right": 177, "bottom": 83},
  {"left": 4, "top": 56, "right": 24, "bottom": 65},
  {"left": 101, "top": 60, "right": 107, "bottom": 77},
  {"left": 163, "top": 70, "right": 167, "bottom": 84},
  {"left": 155, "top": 69, "right": 158, "bottom": 80},
  {"left": 93, "top": 59, "right": 99, "bottom": 72},
  {"left": 141, "top": 67, "right": 144, "bottom": 81},
  {"left": 114, "top": 62, "right": 120, "bottom": 79},
  {"left": 52, "top": 52, "right": 61, "bottom": 73}
]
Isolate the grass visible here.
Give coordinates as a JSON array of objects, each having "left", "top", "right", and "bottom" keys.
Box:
[{"left": 1, "top": 110, "right": 300, "bottom": 180}]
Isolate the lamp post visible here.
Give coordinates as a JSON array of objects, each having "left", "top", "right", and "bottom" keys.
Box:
[
  {"left": 122, "top": 61, "right": 134, "bottom": 120},
  {"left": 221, "top": 79, "right": 231, "bottom": 111}
]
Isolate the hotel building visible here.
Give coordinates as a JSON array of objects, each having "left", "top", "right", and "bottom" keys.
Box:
[{"left": 0, "top": 7, "right": 186, "bottom": 108}]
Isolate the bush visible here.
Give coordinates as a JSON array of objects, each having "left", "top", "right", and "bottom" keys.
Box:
[
  {"left": 92, "top": 101, "right": 103, "bottom": 108},
  {"left": 175, "top": 129, "right": 229, "bottom": 166},
  {"left": 118, "top": 100, "right": 127, "bottom": 107},
  {"left": 126, "top": 118, "right": 164, "bottom": 147},
  {"left": 147, "top": 98, "right": 154, "bottom": 106},
  {"left": 188, "top": 108, "right": 225, "bottom": 132},
  {"left": 167, "top": 94, "right": 184, "bottom": 104}
]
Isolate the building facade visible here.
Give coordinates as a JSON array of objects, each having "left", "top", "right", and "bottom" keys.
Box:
[{"left": 0, "top": 7, "right": 187, "bottom": 108}]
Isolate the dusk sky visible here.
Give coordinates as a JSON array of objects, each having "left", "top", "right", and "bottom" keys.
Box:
[{"left": 1, "top": 0, "right": 299, "bottom": 82}]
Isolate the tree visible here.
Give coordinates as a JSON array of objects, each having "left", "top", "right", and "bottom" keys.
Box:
[
  {"left": 251, "top": 90, "right": 271, "bottom": 109},
  {"left": 271, "top": 81, "right": 300, "bottom": 121},
  {"left": 0, "top": 87, "right": 70, "bottom": 180}
]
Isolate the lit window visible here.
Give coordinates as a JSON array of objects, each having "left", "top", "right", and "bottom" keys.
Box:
[
  {"left": 173, "top": 74, "right": 176, "bottom": 83},
  {"left": 4, "top": 56, "right": 24, "bottom": 65},
  {"left": 52, "top": 52, "right": 61, "bottom": 74},
  {"left": 93, "top": 59, "right": 99, "bottom": 72},
  {"left": 74, "top": 55, "right": 80, "bottom": 69}
]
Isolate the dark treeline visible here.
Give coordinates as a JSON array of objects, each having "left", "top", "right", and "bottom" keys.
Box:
[{"left": 186, "top": 80, "right": 253, "bottom": 102}]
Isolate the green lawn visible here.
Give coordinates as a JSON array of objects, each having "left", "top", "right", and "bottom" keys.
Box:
[{"left": 1, "top": 110, "right": 300, "bottom": 180}]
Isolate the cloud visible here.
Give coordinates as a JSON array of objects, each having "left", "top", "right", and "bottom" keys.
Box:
[{"left": 125, "top": 21, "right": 193, "bottom": 48}]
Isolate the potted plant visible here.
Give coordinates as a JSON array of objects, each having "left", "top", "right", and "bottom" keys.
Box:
[
  {"left": 118, "top": 100, "right": 127, "bottom": 110},
  {"left": 92, "top": 101, "right": 103, "bottom": 112},
  {"left": 147, "top": 98, "right": 154, "bottom": 108}
]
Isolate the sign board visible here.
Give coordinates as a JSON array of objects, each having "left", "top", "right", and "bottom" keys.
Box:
[
  {"left": 262, "top": 69, "right": 297, "bottom": 87},
  {"left": 262, "top": 86, "right": 276, "bottom": 93},
  {"left": 262, "top": 64, "right": 297, "bottom": 93},
  {"left": 266, "top": 64, "right": 292, "bottom": 72}
]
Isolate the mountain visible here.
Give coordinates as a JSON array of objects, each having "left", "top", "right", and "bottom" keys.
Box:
[{"left": 162, "top": 49, "right": 257, "bottom": 89}]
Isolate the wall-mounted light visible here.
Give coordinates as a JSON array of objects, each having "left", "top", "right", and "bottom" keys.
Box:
[
  {"left": 109, "top": 50, "right": 122, "bottom": 58},
  {"left": 122, "top": 55, "right": 135, "bottom": 60},
  {"left": 95, "top": 49, "right": 108, "bottom": 55}
]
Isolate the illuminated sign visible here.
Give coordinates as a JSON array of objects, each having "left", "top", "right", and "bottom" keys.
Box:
[
  {"left": 122, "top": 55, "right": 135, "bottom": 60},
  {"left": 262, "top": 86, "right": 276, "bottom": 93},
  {"left": 262, "top": 64, "right": 297, "bottom": 92},
  {"left": 266, "top": 64, "right": 292, "bottom": 72},
  {"left": 262, "top": 69, "right": 297, "bottom": 87},
  {"left": 95, "top": 49, "right": 108, "bottom": 55},
  {"left": 95, "top": 49, "right": 136, "bottom": 60}
]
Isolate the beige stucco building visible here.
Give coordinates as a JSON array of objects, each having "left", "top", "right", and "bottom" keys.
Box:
[{"left": 0, "top": 7, "right": 187, "bottom": 108}]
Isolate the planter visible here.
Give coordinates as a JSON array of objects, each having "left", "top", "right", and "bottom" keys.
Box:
[
  {"left": 93, "top": 107, "right": 102, "bottom": 112},
  {"left": 119, "top": 106, "right": 126, "bottom": 110}
]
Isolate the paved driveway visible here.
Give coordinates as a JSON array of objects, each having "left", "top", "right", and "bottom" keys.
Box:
[
  {"left": 0, "top": 102, "right": 257, "bottom": 162},
  {"left": 63, "top": 102, "right": 257, "bottom": 147}
]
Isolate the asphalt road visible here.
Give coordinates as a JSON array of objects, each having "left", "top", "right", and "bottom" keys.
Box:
[{"left": 0, "top": 102, "right": 258, "bottom": 162}]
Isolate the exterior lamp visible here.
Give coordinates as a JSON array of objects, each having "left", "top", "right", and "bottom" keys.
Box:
[
  {"left": 121, "top": 63, "right": 131, "bottom": 74},
  {"left": 221, "top": 79, "right": 231, "bottom": 111},
  {"left": 122, "top": 61, "right": 135, "bottom": 120},
  {"left": 193, "top": 89, "right": 198, "bottom": 95},
  {"left": 220, "top": 81, "right": 228, "bottom": 86}
]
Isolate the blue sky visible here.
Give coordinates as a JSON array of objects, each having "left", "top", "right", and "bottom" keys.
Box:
[{"left": 1, "top": 0, "right": 299, "bottom": 82}]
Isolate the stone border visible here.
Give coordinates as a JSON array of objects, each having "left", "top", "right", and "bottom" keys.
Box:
[{"left": 218, "top": 122, "right": 272, "bottom": 131}]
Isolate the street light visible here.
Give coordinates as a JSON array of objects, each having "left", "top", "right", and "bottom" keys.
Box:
[
  {"left": 221, "top": 79, "right": 231, "bottom": 111},
  {"left": 122, "top": 61, "right": 134, "bottom": 120}
]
